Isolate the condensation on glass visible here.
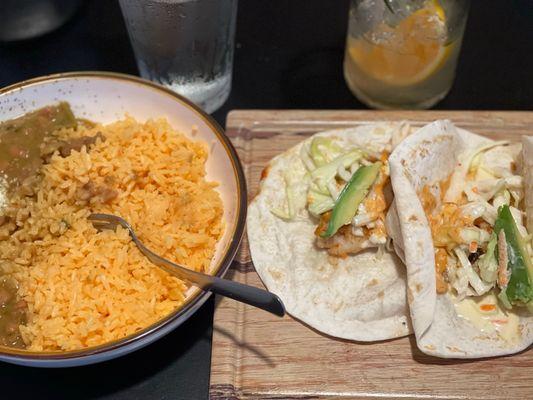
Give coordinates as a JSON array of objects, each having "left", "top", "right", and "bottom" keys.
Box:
[{"left": 120, "top": 0, "right": 238, "bottom": 113}]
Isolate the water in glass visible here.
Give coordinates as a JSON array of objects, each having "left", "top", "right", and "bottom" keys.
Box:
[{"left": 120, "top": 0, "right": 238, "bottom": 113}]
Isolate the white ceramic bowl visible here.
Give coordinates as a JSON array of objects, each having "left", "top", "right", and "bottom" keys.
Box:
[{"left": 0, "top": 72, "right": 246, "bottom": 367}]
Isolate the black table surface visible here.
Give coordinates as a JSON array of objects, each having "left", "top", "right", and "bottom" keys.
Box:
[{"left": 0, "top": 1, "right": 532, "bottom": 399}]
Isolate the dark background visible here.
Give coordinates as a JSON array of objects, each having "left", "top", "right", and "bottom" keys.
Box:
[{"left": 0, "top": 0, "right": 532, "bottom": 399}]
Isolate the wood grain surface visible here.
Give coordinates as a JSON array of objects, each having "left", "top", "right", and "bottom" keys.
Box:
[{"left": 209, "top": 110, "right": 533, "bottom": 400}]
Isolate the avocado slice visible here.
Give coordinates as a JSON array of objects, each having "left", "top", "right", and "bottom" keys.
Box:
[
  {"left": 494, "top": 204, "right": 533, "bottom": 306},
  {"left": 320, "top": 162, "right": 381, "bottom": 239}
]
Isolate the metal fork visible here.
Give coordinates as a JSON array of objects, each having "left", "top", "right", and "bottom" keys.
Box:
[{"left": 88, "top": 213, "right": 285, "bottom": 317}]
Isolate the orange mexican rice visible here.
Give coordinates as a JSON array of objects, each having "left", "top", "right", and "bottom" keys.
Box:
[{"left": 0, "top": 107, "right": 223, "bottom": 351}]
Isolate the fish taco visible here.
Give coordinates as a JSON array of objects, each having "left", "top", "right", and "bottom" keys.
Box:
[
  {"left": 247, "top": 124, "right": 413, "bottom": 341},
  {"left": 388, "top": 120, "right": 533, "bottom": 358}
]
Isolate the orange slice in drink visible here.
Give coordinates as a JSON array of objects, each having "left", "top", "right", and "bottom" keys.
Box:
[{"left": 348, "top": 0, "right": 452, "bottom": 86}]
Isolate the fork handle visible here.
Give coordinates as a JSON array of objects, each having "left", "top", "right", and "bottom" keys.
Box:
[{"left": 208, "top": 276, "right": 285, "bottom": 317}]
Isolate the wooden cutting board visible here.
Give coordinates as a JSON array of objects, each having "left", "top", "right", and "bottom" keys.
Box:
[{"left": 209, "top": 110, "right": 533, "bottom": 400}]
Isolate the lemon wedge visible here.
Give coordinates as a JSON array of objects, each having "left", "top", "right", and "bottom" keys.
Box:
[{"left": 348, "top": 0, "right": 452, "bottom": 87}]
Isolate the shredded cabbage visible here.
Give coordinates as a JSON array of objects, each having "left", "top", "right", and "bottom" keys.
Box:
[
  {"left": 505, "top": 175, "right": 523, "bottom": 189},
  {"left": 434, "top": 140, "right": 532, "bottom": 303},
  {"left": 309, "top": 137, "right": 343, "bottom": 167},
  {"left": 299, "top": 142, "right": 316, "bottom": 171},
  {"left": 310, "top": 151, "right": 362, "bottom": 193},
  {"left": 353, "top": 213, "right": 375, "bottom": 227},
  {"left": 478, "top": 233, "right": 498, "bottom": 283},
  {"left": 337, "top": 164, "right": 352, "bottom": 182},
  {"left": 350, "top": 162, "right": 360, "bottom": 174},
  {"left": 448, "top": 258, "right": 469, "bottom": 299},
  {"left": 459, "top": 227, "right": 490, "bottom": 245},
  {"left": 469, "top": 152, "right": 482, "bottom": 172},
  {"left": 271, "top": 182, "right": 295, "bottom": 219},
  {"left": 460, "top": 202, "right": 486, "bottom": 220},
  {"left": 465, "top": 179, "right": 506, "bottom": 202},
  {"left": 509, "top": 189, "right": 523, "bottom": 207},
  {"left": 391, "top": 121, "right": 411, "bottom": 149},
  {"left": 300, "top": 138, "right": 379, "bottom": 223},
  {"left": 509, "top": 206, "right": 528, "bottom": 237},
  {"left": 326, "top": 180, "right": 341, "bottom": 200},
  {"left": 444, "top": 141, "right": 509, "bottom": 202},
  {"left": 454, "top": 247, "right": 493, "bottom": 296},
  {"left": 492, "top": 189, "right": 511, "bottom": 210},
  {"left": 270, "top": 164, "right": 309, "bottom": 221},
  {"left": 307, "top": 189, "right": 335, "bottom": 217},
  {"left": 475, "top": 165, "right": 497, "bottom": 181},
  {"left": 309, "top": 181, "right": 329, "bottom": 196}
]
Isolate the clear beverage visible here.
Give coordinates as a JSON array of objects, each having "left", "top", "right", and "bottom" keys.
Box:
[
  {"left": 119, "top": 0, "right": 237, "bottom": 113},
  {"left": 343, "top": 0, "right": 469, "bottom": 109}
]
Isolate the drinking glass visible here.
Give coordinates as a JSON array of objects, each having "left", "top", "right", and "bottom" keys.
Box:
[
  {"left": 0, "top": 0, "right": 82, "bottom": 41},
  {"left": 343, "top": 0, "right": 470, "bottom": 109},
  {"left": 119, "top": 0, "right": 238, "bottom": 113}
]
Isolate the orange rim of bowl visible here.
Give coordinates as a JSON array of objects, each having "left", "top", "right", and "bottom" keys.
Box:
[{"left": 0, "top": 71, "right": 247, "bottom": 360}]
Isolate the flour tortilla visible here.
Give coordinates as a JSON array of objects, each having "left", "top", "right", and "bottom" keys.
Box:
[
  {"left": 388, "top": 120, "right": 533, "bottom": 358},
  {"left": 247, "top": 124, "right": 412, "bottom": 341}
]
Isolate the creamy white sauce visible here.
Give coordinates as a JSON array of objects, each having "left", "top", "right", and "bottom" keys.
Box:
[{"left": 454, "top": 292, "right": 520, "bottom": 343}]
